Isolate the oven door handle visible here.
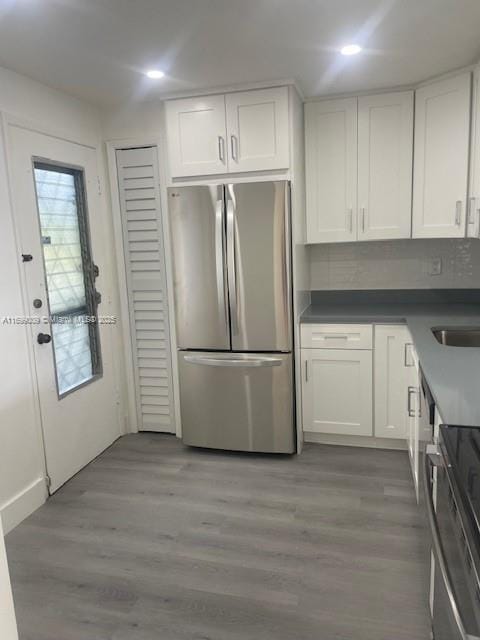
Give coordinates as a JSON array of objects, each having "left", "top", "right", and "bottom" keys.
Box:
[{"left": 423, "top": 451, "right": 480, "bottom": 640}]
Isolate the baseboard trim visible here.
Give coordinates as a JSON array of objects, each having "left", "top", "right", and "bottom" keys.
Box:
[
  {"left": 0, "top": 479, "right": 47, "bottom": 534},
  {"left": 303, "top": 432, "right": 407, "bottom": 451}
]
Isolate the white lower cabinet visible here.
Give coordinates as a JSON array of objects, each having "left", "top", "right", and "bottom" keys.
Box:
[
  {"left": 407, "top": 348, "right": 421, "bottom": 500},
  {"left": 302, "top": 347, "right": 373, "bottom": 437},
  {"left": 374, "top": 324, "right": 412, "bottom": 439},
  {"left": 375, "top": 324, "right": 423, "bottom": 499},
  {"left": 302, "top": 322, "right": 427, "bottom": 498}
]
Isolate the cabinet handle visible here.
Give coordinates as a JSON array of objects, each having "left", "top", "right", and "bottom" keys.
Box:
[
  {"left": 361, "top": 207, "right": 366, "bottom": 233},
  {"left": 218, "top": 136, "right": 225, "bottom": 163},
  {"left": 455, "top": 200, "right": 463, "bottom": 226},
  {"left": 305, "top": 359, "right": 308, "bottom": 382},
  {"left": 407, "top": 386, "right": 416, "bottom": 417},
  {"left": 477, "top": 208, "right": 480, "bottom": 239},
  {"left": 404, "top": 343, "right": 414, "bottom": 367},
  {"left": 408, "top": 386, "right": 421, "bottom": 418},
  {"left": 468, "top": 197, "right": 476, "bottom": 224},
  {"left": 230, "top": 135, "right": 238, "bottom": 162}
]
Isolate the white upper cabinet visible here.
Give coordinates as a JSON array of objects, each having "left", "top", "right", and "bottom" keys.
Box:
[
  {"left": 305, "top": 92, "right": 413, "bottom": 244},
  {"left": 225, "top": 87, "right": 289, "bottom": 173},
  {"left": 165, "top": 87, "right": 290, "bottom": 178},
  {"left": 358, "top": 92, "right": 413, "bottom": 240},
  {"left": 165, "top": 94, "right": 228, "bottom": 178},
  {"left": 305, "top": 98, "right": 358, "bottom": 243},
  {"left": 468, "top": 66, "right": 480, "bottom": 239},
  {"left": 412, "top": 72, "right": 471, "bottom": 238}
]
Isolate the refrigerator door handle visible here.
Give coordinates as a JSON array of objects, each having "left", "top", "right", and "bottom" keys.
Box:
[
  {"left": 215, "top": 198, "right": 228, "bottom": 326},
  {"left": 184, "top": 355, "right": 283, "bottom": 368},
  {"left": 226, "top": 192, "right": 238, "bottom": 335}
]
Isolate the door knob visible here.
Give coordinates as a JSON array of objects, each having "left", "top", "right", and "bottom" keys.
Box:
[
  {"left": 37, "top": 333, "right": 52, "bottom": 345},
  {"left": 33, "top": 299, "right": 43, "bottom": 309}
]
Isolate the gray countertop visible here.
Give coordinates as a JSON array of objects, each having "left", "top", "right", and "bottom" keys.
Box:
[{"left": 301, "top": 301, "right": 480, "bottom": 427}]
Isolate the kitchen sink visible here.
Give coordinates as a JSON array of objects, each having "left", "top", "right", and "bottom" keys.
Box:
[{"left": 432, "top": 327, "right": 480, "bottom": 347}]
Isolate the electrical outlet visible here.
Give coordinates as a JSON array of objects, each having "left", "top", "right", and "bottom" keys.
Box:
[{"left": 427, "top": 257, "right": 442, "bottom": 276}]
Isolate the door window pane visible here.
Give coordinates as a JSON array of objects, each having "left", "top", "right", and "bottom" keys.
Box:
[{"left": 33, "top": 162, "right": 101, "bottom": 396}]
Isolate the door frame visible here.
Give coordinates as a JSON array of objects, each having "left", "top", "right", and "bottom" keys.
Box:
[
  {"left": 1, "top": 111, "right": 124, "bottom": 489},
  {"left": 105, "top": 137, "right": 181, "bottom": 437}
]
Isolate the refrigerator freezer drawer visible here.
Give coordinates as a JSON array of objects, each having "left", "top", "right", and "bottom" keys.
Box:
[{"left": 178, "top": 351, "right": 295, "bottom": 453}]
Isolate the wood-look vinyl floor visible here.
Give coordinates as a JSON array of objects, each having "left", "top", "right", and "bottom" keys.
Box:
[{"left": 6, "top": 434, "right": 430, "bottom": 640}]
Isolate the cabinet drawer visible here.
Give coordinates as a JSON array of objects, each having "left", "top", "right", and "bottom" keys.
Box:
[{"left": 301, "top": 324, "right": 373, "bottom": 350}]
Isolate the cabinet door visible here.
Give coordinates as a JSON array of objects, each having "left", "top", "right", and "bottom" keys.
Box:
[
  {"left": 305, "top": 98, "right": 357, "bottom": 243},
  {"left": 165, "top": 95, "right": 227, "bottom": 177},
  {"left": 468, "top": 66, "right": 480, "bottom": 239},
  {"left": 302, "top": 348, "right": 372, "bottom": 436},
  {"left": 374, "top": 325, "right": 411, "bottom": 439},
  {"left": 412, "top": 73, "right": 471, "bottom": 238},
  {"left": 225, "top": 87, "right": 289, "bottom": 172},
  {"left": 407, "top": 351, "right": 421, "bottom": 502},
  {"left": 358, "top": 92, "right": 413, "bottom": 240}
]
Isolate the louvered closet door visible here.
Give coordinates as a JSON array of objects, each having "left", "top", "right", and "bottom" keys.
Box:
[{"left": 116, "top": 147, "right": 175, "bottom": 433}]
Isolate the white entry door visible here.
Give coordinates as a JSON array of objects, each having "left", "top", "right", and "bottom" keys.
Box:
[{"left": 8, "top": 125, "right": 120, "bottom": 493}]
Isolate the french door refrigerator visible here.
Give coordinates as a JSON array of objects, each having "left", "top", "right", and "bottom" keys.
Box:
[{"left": 168, "top": 181, "right": 295, "bottom": 453}]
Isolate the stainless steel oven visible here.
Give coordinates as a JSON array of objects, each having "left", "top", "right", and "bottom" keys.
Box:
[{"left": 424, "top": 425, "right": 480, "bottom": 640}]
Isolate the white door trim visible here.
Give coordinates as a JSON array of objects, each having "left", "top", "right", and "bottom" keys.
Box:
[
  {"left": 0, "top": 111, "right": 49, "bottom": 488},
  {"left": 105, "top": 137, "right": 181, "bottom": 437},
  {"left": 2, "top": 111, "right": 99, "bottom": 150}
]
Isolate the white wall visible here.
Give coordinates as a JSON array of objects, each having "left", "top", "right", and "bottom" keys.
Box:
[
  {"left": 0, "top": 518, "right": 18, "bottom": 640},
  {"left": 0, "top": 65, "right": 125, "bottom": 532},
  {"left": 309, "top": 238, "right": 480, "bottom": 290},
  {"left": 102, "top": 101, "right": 165, "bottom": 141}
]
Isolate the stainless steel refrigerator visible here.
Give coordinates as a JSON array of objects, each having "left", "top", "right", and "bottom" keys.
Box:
[{"left": 168, "top": 181, "right": 295, "bottom": 453}]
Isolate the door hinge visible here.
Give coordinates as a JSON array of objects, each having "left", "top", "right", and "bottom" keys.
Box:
[
  {"left": 45, "top": 475, "right": 52, "bottom": 490},
  {"left": 97, "top": 176, "right": 102, "bottom": 196}
]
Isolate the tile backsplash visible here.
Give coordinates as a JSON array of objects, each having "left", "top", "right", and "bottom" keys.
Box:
[{"left": 309, "top": 239, "right": 480, "bottom": 290}]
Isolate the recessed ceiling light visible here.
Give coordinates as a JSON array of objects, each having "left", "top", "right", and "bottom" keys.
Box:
[
  {"left": 146, "top": 69, "right": 165, "bottom": 79},
  {"left": 340, "top": 44, "right": 362, "bottom": 56}
]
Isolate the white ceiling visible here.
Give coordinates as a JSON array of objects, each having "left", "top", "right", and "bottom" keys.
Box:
[{"left": 0, "top": 0, "right": 479, "bottom": 107}]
